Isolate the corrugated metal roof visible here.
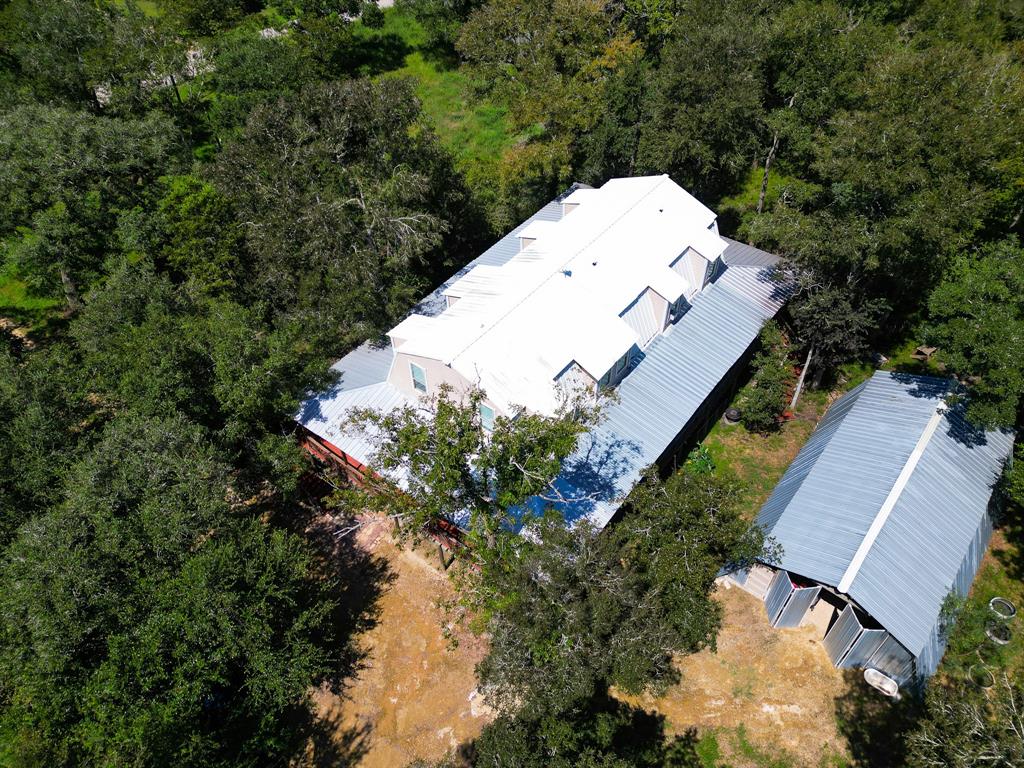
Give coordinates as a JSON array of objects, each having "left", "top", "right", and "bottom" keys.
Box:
[
  {"left": 720, "top": 237, "right": 781, "bottom": 268},
  {"left": 296, "top": 198, "right": 569, "bottom": 457},
  {"left": 296, "top": 381, "right": 410, "bottom": 467},
  {"left": 297, "top": 191, "right": 791, "bottom": 534},
  {"left": 757, "top": 371, "right": 1015, "bottom": 666},
  {"left": 532, "top": 261, "right": 790, "bottom": 527}
]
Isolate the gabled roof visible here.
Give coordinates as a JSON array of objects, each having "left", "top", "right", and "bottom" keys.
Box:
[
  {"left": 532, "top": 243, "right": 789, "bottom": 527},
  {"left": 756, "top": 371, "right": 1015, "bottom": 661},
  {"left": 389, "top": 175, "right": 729, "bottom": 415},
  {"left": 296, "top": 187, "right": 790, "bottom": 530}
]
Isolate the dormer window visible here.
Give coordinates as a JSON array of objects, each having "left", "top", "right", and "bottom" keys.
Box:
[
  {"left": 599, "top": 350, "right": 631, "bottom": 389},
  {"left": 669, "top": 295, "right": 690, "bottom": 324},
  {"left": 410, "top": 362, "right": 428, "bottom": 393}
]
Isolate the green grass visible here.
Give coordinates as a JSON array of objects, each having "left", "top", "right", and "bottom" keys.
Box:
[
  {"left": 695, "top": 731, "right": 722, "bottom": 767},
  {"left": 940, "top": 512, "right": 1024, "bottom": 682},
  {"left": 351, "top": 9, "right": 515, "bottom": 176},
  {"left": 0, "top": 263, "right": 61, "bottom": 329}
]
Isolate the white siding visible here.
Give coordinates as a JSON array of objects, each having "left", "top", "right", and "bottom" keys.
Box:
[
  {"left": 620, "top": 289, "right": 660, "bottom": 347},
  {"left": 671, "top": 247, "right": 711, "bottom": 298}
]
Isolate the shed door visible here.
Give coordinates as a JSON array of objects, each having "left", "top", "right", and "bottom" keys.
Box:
[
  {"left": 764, "top": 570, "right": 794, "bottom": 626},
  {"left": 823, "top": 604, "right": 863, "bottom": 666},
  {"left": 775, "top": 586, "right": 821, "bottom": 628},
  {"left": 840, "top": 628, "right": 887, "bottom": 668}
]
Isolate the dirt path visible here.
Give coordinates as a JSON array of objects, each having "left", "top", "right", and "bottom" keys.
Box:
[
  {"left": 622, "top": 584, "right": 849, "bottom": 766},
  {"left": 314, "top": 520, "right": 490, "bottom": 767}
]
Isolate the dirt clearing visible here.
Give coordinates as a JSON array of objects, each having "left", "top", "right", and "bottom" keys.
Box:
[
  {"left": 621, "top": 583, "right": 850, "bottom": 766},
  {"left": 313, "top": 518, "right": 490, "bottom": 767}
]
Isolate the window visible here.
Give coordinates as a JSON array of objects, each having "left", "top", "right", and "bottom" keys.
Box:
[
  {"left": 410, "top": 362, "right": 427, "bottom": 393},
  {"left": 670, "top": 296, "right": 690, "bottom": 323},
  {"left": 479, "top": 403, "right": 495, "bottom": 432},
  {"left": 615, "top": 351, "right": 630, "bottom": 374}
]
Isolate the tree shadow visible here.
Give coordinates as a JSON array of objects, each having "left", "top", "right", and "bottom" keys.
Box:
[
  {"left": 343, "top": 33, "right": 412, "bottom": 76},
  {"left": 450, "top": 692, "right": 707, "bottom": 767},
  {"left": 296, "top": 706, "right": 373, "bottom": 767},
  {"left": 275, "top": 478, "right": 396, "bottom": 758},
  {"left": 993, "top": 492, "right": 1023, "bottom": 583},
  {"left": 833, "top": 670, "right": 922, "bottom": 767},
  {"left": 418, "top": 41, "right": 461, "bottom": 71}
]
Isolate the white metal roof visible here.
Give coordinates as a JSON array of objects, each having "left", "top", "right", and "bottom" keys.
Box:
[{"left": 389, "top": 176, "right": 727, "bottom": 415}]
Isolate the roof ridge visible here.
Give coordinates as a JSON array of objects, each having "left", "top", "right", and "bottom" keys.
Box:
[
  {"left": 837, "top": 401, "right": 947, "bottom": 593},
  {"left": 446, "top": 176, "right": 671, "bottom": 367}
]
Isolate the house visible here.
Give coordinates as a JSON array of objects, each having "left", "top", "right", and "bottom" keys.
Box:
[
  {"left": 731, "top": 371, "right": 1014, "bottom": 689},
  {"left": 296, "top": 175, "right": 788, "bottom": 527}
]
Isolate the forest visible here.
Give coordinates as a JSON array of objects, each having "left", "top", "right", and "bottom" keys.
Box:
[{"left": 0, "top": 0, "right": 1022, "bottom": 766}]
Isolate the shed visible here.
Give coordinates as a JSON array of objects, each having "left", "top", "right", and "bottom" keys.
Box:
[{"left": 743, "top": 371, "right": 1014, "bottom": 686}]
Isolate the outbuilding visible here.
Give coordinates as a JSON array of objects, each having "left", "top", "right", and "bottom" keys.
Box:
[{"left": 731, "top": 371, "right": 1014, "bottom": 689}]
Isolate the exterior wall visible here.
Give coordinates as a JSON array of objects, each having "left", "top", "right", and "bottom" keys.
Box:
[
  {"left": 653, "top": 335, "right": 759, "bottom": 473},
  {"left": 916, "top": 508, "right": 994, "bottom": 678},
  {"left": 647, "top": 288, "right": 670, "bottom": 333},
  {"left": 765, "top": 570, "right": 795, "bottom": 625},
  {"left": 824, "top": 604, "right": 863, "bottom": 664},
  {"left": 556, "top": 361, "right": 598, "bottom": 401},
  {"left": 775, "top": 585, "right": 821, "bottom": 628},
  {"left": 764, "top": 572, "right": 920, "bottom": 687},
  {"left": 388, "top": 351, "right": 479, "bottom": 405},
  {"left": 842, "top": 628, "right": 887, "bottom": 668},
  {"left": 670, "top": 247, "right": 711, "bottom": 298}
]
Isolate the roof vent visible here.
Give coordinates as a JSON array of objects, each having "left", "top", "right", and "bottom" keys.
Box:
[{"left": 562, "top": 269, "right": 572, "bottom": 277}]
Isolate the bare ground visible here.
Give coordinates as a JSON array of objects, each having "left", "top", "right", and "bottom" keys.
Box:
[
  {"left": 621, "top": 584, "right": 850, "bottom": 767},
  {"left": 313, "top": 519, "right": 490, "bottom": 768}
]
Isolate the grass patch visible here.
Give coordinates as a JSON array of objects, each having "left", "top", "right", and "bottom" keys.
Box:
[
  {"left": 941, "top": 520, "right": 1024, "bottom": 682},
  {"left": 351, "top": 9, "right": 515, "bottom": 176},
  {"left": 703, "top": 410, "right": 819, "bottom": 522},
  {"left": 0, "top": 262, "right": 61, "bottom": 330},
  {"left": 695, "top": 731, "right": 722, "bottom": 767}
]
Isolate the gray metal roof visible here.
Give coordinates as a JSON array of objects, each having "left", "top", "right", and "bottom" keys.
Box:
[
  {"left": 720, "top": 237, "right": 782, "bottom": 268},
  {"left": 756, "top": 371, "right": 1015, "bottom": 666},
  {"left": 533, "top": 255, "right": 789, "bottom": 526},
  {"left": 296, "top": 200, "right": 567, "bottom": 459},
  {"left": 297, "top": 199, "right": 789, "bottom": 530}
]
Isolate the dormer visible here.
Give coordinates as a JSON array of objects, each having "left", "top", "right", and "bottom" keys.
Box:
[
  {"left": 619, "top": 287, "right": 669, "bottom": 349},
  {"left": 560, "top": 186, "right": 598, "bottom": 217},
  {"left": 670, "top": 247, "right": 713, "bottom": 298},
  {"left": 517, "top": 219, "right": 559, "bottom": 252}
]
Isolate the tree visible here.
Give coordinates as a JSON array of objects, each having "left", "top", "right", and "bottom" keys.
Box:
[
  {"left": 636, "top": 0, "right": 770, "bottom": 200},
  {"left": 69, "top": 262, "right": 333, "bottom": 489},
  {"left": 474, "top": 461, "right": 774, "bottom": 719},
  {"left": 737, "top": 321, "right": 795, "bottom": 432},
  {"left": 204, "top": 32, "right": 311, "bottom": 139},
  {"left": 0, "top": 344, "right": 96, "bottom": 547},
  {"left": 119, "top": 175, "right": 245, "bottom": 294},
  {"left": 348, "top": 384, "right": 598, "bottom": 547},
  {"left": 398, "top": 0, "right": 485, "bottom": 51},
  {"left": 925, "top": 238, "right": 1024, "bottom": 428},
  {"left": 0, "top": 104, "right": 181, "bottom": 309},
  {"left": 0, "top": 413, "right": 339, "bottom": 766},
  {"left": 457, "top": 0, "right": 639, "bottom": 222},
  {"left": 0, "top": 0, "right": 113, "bottom": 107},
  {"left": 906, "top": 676, "right": 1024, "bottom": 768},
  {"left": 211, "top": 78, "right": 484, "bottom": 346},
  {"left": 747, "top": 39, "right": 1024, "bottom": 378},
  {"left": 156, "top": 0, "right": 266, "bottom": 36},
  {"left": 466, "top": 692, "right": 705, "bottom": 768}
]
